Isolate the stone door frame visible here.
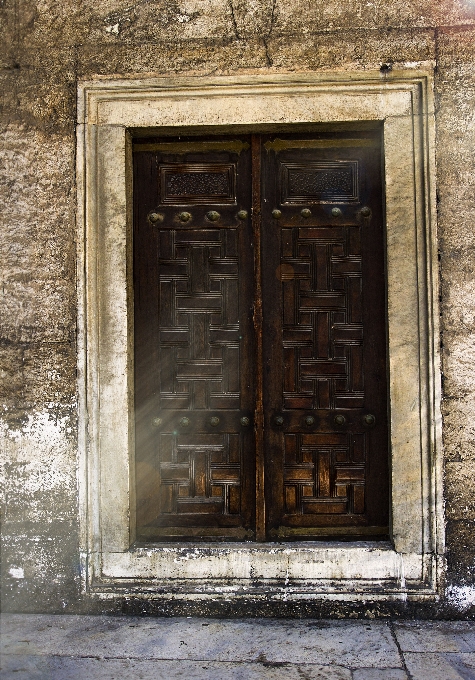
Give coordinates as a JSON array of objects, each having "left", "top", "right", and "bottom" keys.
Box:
[{"left": 77, "top": 70, "right": 443, "bottom": 603}]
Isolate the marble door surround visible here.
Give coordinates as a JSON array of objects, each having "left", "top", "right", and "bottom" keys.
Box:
[{"left": 76, "top": 70, "right": 443, "bottom": 603}]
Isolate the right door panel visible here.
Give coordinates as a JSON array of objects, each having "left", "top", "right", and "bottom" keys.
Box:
[{"left": 261, "top": 132, "right": 389, "bottom": 539}]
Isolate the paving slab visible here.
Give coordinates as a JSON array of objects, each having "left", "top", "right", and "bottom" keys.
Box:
[
  {"left": 352, "top": 669, "right": 408, "bottom": 679},
  {"left": 403, "top": 652, "right": 475, "bottom": 680},
  {"left": 394, "top": 620, "right": 475, "bottom": 652},
  {"left": 5, "top": 615, "right": 475, "bottom": 679},
  {"left": 0, "top": 615, "right": 401, "bottom": 667},
  {"left": 0, "top": 655, "right": 353, "bottom": 680}
]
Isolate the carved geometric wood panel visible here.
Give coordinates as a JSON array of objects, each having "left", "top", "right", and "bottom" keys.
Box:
[
  {"left": 283, "top": 432, "right": 366, "bottom": 516},
  {"left": 281, "top": 161, "right": 358, "bottom": 203},
  {"left": 149, "top": 227, "right": 244, "bottom": 523},
  {"left": 276, "top": 222, "right": 368, "bottom": 520},
  {"left": 157, "top": 228, "right": 240, "bottom": 411},
  {"left": 160, "top": 163, "right": 236, "bottom": 204},
  {"left": 281, "top": 226, "right": 364, "bottom": 412},
  {"left": 158, "top": 432, "right": 241, "bottom": 516}
]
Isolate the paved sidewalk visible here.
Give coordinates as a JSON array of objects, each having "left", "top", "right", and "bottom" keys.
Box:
[{"left": 1, "top": 614, "right": 475, "bottom": 679}]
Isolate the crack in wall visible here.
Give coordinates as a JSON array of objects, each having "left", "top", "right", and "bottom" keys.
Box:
[
  {"left": 228, "top": 0, "right": 241, "bottom": 41},
  {"left": 264, "top": 1, "right": 276, "bottom": 67}
]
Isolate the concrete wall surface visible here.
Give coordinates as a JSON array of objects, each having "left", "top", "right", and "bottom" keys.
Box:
[{"left": 1, "top": 0, "right": 475, "bottom": 617}]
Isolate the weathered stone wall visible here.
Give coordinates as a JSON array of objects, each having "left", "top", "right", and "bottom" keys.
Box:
[
  {"left": 437, "top": 25, "right": 475, "bottom": 607},
  {"left": 1, "top": 0, "right": 475, "bottom": 616}
]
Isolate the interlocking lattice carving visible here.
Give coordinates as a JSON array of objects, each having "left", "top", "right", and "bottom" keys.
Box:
[
  {"left": 283, "top": 432, "right": 366, "bottom": 515},
  {"left": 289, "top": 169, "right": 353, "bottom": 194},
  {"left": 155, "top": 228, "right": 242, "bottom": 518},
  {"left": 281, "top": 226, "right": 364, "bottom": 410},
  {"left": 167, "top": 172, "right": 228, "bottom": 196},
  {"left": 158, "top": 228, "right": 240, "bottom": 411},
  {"left": 281, "top": 225, "right": 366, "bottom": 516},
  {"left": 158, "top": 433, "right": 241, "bottom": 515}
]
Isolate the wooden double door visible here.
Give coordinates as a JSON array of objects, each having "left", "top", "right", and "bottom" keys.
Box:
[{"left": 133, "top": 130, "right": 389, "bottom": 542}]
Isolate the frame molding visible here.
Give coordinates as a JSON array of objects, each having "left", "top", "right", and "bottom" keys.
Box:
[{"left": 77, "top": 70, "right": 443, "bottom": 602}]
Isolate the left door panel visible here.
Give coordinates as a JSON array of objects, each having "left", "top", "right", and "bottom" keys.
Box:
[{"left": 133, "top": 137, "right": 255, "bottom": 541}]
